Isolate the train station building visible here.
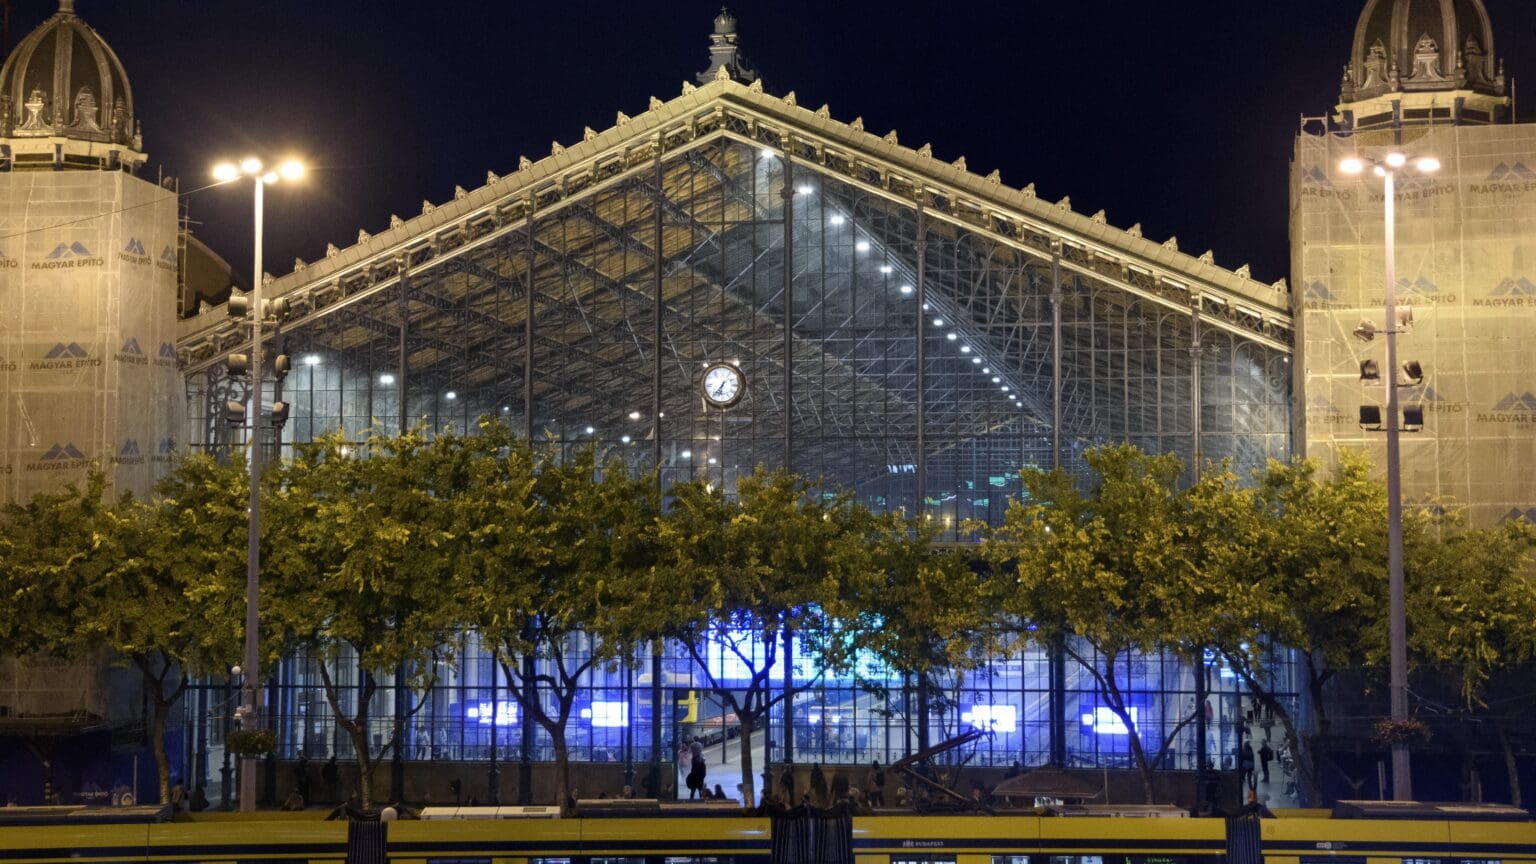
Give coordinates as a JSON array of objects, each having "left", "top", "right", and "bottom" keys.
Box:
[{"left": 1, "top": 0, "right": 1531, "bottom": 806}]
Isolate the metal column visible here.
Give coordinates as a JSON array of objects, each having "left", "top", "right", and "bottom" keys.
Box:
[
  {"left": 653, "top": 144, "right": 665, "bottom": 474},
  {"left": 914, "top": 208, "right": 928, "bottom": 514}
]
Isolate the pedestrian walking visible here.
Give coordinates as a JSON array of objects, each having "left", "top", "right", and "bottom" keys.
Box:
[
  {"left": 294, "top": 753, "right": 311, "bottom": 807},
  {"left": 686, "top": 748, "right": 707, "bottom": 800},
  {"left": 866, "top": 760, "right": 885, "bottom": 807},
  {"left": 1259, "top": 740, "right": 1275, "bottom": 783},
  {"left": 1239, "top": 740, "right": 1256, "bottom": 790},
  {"left": 809, "top": 762, "right": 828, "bottom": 806}
]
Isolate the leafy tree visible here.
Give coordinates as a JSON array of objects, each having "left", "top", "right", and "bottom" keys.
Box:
[
  {"left": 0, "top": 460, "right": 249, "bottom": 805},
  {"left": 265, "top": 427, "right": 467, "bottom": 809},
  {"left": 79, "top": 457, "right": 249, "bottom": 805},
  {"left": 654, "top": 468, "right": 876, "bottom": 807},
  {"left": 1405, "top": 516, "right": 1536, "bottom": 804},
  {"left": 454, "top": 435, "right": 660, "bottom": 813},
  {"left": 979, "top": 445, "right": 1202, "bottom": 804},
  {"left": 1192, "top": 454, "right": 1389, "bottom": 805},
  {"left": 0, "top": 474, "right": 116, "bottom": 660},
  {"left": 847, "top": 515, "right": 998, "bottom": 762}
]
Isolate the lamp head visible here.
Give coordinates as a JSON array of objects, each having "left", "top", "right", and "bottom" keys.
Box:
[
  {"left": 1385, "top": 151, "right": 1408, "bottom": 168},
  {"left": 1415, "top": 156, "right": 1441, "bottom": 174},
  {"left": 278, "top": 159, "right": 306, "bottom": 182},
  {"left": 1339, "top": 157, "right": 1365, "bottom": 175},
  {"left": 212, "top": 162, "right": 239, "bottom": 183},
  {"left": 239, "top": 157, "right": 263, "bottom": 175}
]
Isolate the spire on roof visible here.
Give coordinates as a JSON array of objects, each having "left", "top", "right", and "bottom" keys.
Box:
[{"left": 697, "top": 7, "right": 759, "bottom": 85}]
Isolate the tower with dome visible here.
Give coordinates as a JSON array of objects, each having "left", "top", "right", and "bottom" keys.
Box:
[
  {"left": 1292, "top": 0, "right": 1536, "bottom": 527},
  {"left": 0, "top": 0, "right": 181, "bottom": 503}
]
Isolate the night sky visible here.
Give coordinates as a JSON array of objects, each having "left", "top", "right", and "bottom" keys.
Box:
[{"left": 14, "top": 0, "right": 1536, "bottom": 287}]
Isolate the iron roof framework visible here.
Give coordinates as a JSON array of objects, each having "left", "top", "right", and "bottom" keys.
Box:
[{"left": 180, "top": 79, "right": 1292, "bottom": 523}]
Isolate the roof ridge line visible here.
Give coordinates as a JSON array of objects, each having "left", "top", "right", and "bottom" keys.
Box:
[{"left": 718, "top": 81, "right": 1288, "bottom": 308}]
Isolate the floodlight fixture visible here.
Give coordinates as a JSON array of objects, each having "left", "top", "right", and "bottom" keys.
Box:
[
  {"left": 1401, "top": 361, "right": 1423, "bottom": 385},
  {"left": 1360, "top": 359, "right": 1380, "bottom": 381},
  {"left": 1385, "top": 151, "right": 1408, "bottom": 168},
  {"left": 1403, "top": 405, "right": 1425, "bottom": 430},
  {"left": 1339, "top": 157, "right": 1365, "bottom": 174},
  {"left": 1359, "top": 405, "right": 1383, "bottom": 428},
  {"left": 1353, "top": 319, "right": 1378, "bottom": 342}
]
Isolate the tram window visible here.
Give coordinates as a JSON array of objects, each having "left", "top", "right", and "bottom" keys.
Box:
[
  {"left": 590, "top": 858, "right": 646, "bottom": 863},
  {"left": 1404, "top": 858, "right": 1444, "bottom": 864},
  {"left": 892, "top": 857, "right": 958, "bottom": 864},
  {"left": 1458, "top": 859, "right": 1502, "bottom": 864},
  {"left": 1302, "top": 858, "right": 1366, "bottom": 864},
  {"left": 429, "top": 859, "right": 493, "bottom": 864},
  {"left": 993, "top": 857, "right": 1032, "bottom": 864},
  {"left": 1051, "top": 856, "right": 1105, "bottom": 864}
]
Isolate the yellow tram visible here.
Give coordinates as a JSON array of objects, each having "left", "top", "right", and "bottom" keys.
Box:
[{"left": 0, "top": 805, "right": 1531, "bottom": 864}]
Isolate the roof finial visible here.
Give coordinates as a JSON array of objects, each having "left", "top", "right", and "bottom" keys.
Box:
[
  {"left": 59, "top": 0, "right": 76, "bottom": 14},
  {"left": 697, "top": 7, "right": 759, "bottom": 86}
]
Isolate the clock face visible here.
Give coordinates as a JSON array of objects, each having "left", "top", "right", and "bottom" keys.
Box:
[{"left": 702, "top": 363, "right": 745, "bottom": 408}]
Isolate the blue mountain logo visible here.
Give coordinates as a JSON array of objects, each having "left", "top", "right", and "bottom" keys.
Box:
[
  {"left": 1492, "top": 277, "right": 1536, "bottom": 295},
  {"left": 1305, "top": 281, "right": 1334, "bottom": 300},
  {"left": 1397, "top": 276, "right": 1438, "bottom": 294},
  {"left": 1480, "top": 393, "right": 1536, "bottom": 422},
  {"left": 1487, "top": 162, "right": 1536, "bottom": 182},
  {"left": 1503, "top": 508, "right": 1536, "bottom": 525},
  {"left": 1492, "top": 393, "right": 1536, "bottom": 412},
  {"left": 1408, "top": 385, "right": 1447, "bottom": 402},
  {"left": 46, "top": 241, "right": 92, "bottom": 259},
  {"left": 124, "top": 238, "right": 146, "bottom": 256},
  {"left": 158, "top": 437, "right": 176, "bottom": 455},
  {"left": 160, "top": 246, "right": 176, "bottom": 263},
  {"left": 112, "top": 439, "right": 146, "bottom": 465},
  {"left": 44, "top": 342, "right": 89, "bottom": 359},
  {"left": 42, "top": 443, "right": 86, "bottom": 461},
  {"left": 158, "top": 342, "right": 177, "bottom": 359},
  {"left": 1299, "top": 166, "right": 1332, "bottom": 186},
  {"left": 115, "top": 337, "right": 148, "bottom": 365}
]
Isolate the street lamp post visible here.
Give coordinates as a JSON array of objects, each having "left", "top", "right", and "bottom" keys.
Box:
[
  {"left": 1340, "top": 150, "right": 1439, "bottom": 802},
  {"left": 212, "top": 156, "right": 304, "bottom": 812}
]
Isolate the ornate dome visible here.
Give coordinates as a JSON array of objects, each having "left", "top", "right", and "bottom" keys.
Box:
[
  {"left": 0, "top": 1, "right": 142, "bottom": 166},
  {"left": 1341, "top": 0, "right": 1505, "bottom": 105}
]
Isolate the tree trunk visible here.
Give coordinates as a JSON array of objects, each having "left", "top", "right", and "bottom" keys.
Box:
[
  {"left": 1119, "top": 707, "right": 1156, "bottom": 804},
  {"left": 133, "top": 654, "right": 184, "bottom": 806},
  {"left": 350, "top": 724, "right": 374, "bottom": 809},
  {"left": 1501, "top": 726, "right": 1522, "bottom": 808},
  {"left": 737, "top": 712, "right": 756, "bottom": 807},
  {"left": 1303, "top": 654, "right": 1331, "bottom": 806},
  {"left": 552, "top": 736, "right": 571, "bottom": 814},
  {"left": 151, "top": 697, "right": 172, "bottom": 805}
]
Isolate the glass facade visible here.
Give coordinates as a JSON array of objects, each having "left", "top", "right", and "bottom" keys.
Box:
[{"left": 178, "top": 122, "right": 1295, "bottom": 796}]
